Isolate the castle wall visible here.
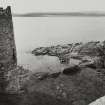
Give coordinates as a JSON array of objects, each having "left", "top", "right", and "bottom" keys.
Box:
[{"left": 0, "top": 6, "right": 17, "bottom": 92}]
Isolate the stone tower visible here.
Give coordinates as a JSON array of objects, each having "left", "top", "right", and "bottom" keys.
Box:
[{"left": 0, "top": 6, "right": 17, "bottom": 92}]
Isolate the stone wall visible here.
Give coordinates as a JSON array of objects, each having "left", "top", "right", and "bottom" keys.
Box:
[{"left": 0, "top": 6, "right": 17, "bottom": 92}]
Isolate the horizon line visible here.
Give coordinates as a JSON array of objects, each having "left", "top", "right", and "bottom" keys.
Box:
[{"left": 12, "top": 12, "right": 105, "bottom": 17}]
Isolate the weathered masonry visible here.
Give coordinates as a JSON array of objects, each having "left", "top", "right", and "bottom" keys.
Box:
[{"left": 0, "top": 6, "right": 17, "bottom": 92}]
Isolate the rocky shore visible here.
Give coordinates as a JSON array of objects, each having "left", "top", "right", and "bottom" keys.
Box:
[
  {"left": 32, "top": 41, "right": 101, "bottom": 65},
  {"left": 4, "top": 41, "right": 105, "bottom": 105}
]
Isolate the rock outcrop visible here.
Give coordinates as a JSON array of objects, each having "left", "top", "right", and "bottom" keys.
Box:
[
  {"left": 32, "top": 44, "right": 72, "bottom": 56},
  {"left": 32, "top": 41, "right": 101, "bottom": 65},
  {"left": 32, "top": 43, "right": 79, "bottom": 64}
]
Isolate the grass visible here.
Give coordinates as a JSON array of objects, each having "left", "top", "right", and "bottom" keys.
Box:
[
  {"left": 19, "top": 67, "right": 105, "bottom": 105},
  {"left": 1, "top": 66, "right": 105, "bottom": 105}
]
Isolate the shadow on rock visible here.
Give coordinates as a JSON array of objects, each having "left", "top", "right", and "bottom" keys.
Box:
[{"left": 63, "top": 65, "right": 81, "bottom": 75}]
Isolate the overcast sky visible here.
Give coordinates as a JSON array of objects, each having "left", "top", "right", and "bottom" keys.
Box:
[{"left": 1, "top": 0, "right": 105, "bottom": 13}]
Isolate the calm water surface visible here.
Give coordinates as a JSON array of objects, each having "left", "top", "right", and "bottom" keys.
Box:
[{"left": 13, "top": 17, "right": 105, "bottom": 72}]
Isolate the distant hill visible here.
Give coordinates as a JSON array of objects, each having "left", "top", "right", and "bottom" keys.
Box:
[{"left": 12, "top": 12, "right": 105, "bottom": 17}]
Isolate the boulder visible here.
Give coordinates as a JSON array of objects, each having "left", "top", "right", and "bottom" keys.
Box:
[
  {"left": 33, "top": 72, "right": 49, "bottom": 80},
  {"left": 49, "top": 72, "right": 61, "bottom": 78}
]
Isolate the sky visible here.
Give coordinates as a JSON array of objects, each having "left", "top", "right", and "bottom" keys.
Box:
[
  {"left": 1, "top": 0, "right": 105, "bottom": 13},
  {"left": 0, "top": 0, "right": 105, "bottom": 49}
]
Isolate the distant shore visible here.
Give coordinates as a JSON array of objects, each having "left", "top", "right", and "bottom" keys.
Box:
[{"left": 13, "top": 12, "right": 105, "bottom": 17}]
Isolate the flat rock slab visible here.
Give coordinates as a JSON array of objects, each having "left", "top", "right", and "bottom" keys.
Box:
[{"left": 89, "top": 96, "right": 105, "bottom": 105}]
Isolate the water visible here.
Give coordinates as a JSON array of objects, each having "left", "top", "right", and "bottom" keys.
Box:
[
  {"left": 13, "top": 17, "right": 105, "bottom": 72},
  {"left": 17, "top": 52, "right": 62, "bottom": 72}
]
